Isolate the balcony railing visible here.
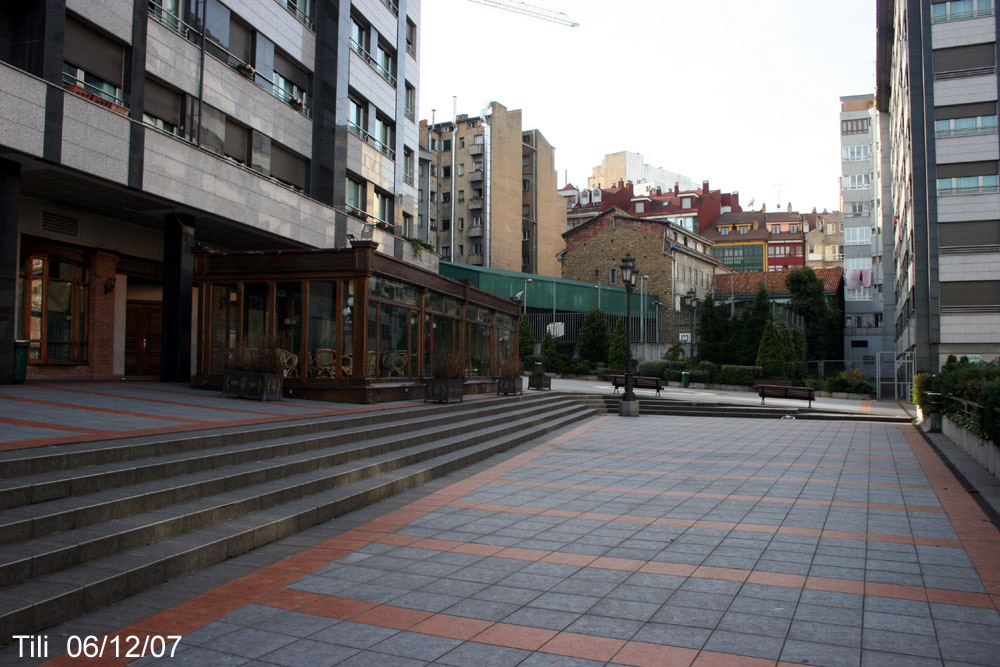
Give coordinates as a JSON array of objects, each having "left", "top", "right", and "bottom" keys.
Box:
[
  {"left": 271, "top": 83, "right": 311, "bottom": 117},
  {"left": 275, "top": 0, "right": 314, "bottom": 29},
  {"left": 468, "top": 198, "right": 484, "bottom": 209},
  {"left": 348, "top": 121, "right": 369, "bottom": 142},
  {"left": 148, "top": 0, "right": 200, "bottom": 39},
  {"left": 350, "top": 39, "right": 397, "bottom": 87},
  {"left": 469, "top": 226, "right": 483, "bottom": 238},
  {"left": 380, "top": 0, "right": 399, "bottom": 16},
  {"left": 372, "top": 136, "right": 395, "bottom": 160},
  {"left": 62, "top": 72, "right": 129, "bottom": 115},
  {"left": 938, "top": 184, "right": 1000, "bottom": 196},
  {"left": 405, "top": 107, "right": 415, "bottom": 122},
  {"left": 468, "top": 169, "right": 483, "bottom": 182},
  {"left": 403, "top": 172, "right": 414, "bottom": 186},
  {"left": 406, "top": 42, "right": 416, "bottom": 58},
  {"left": 931, "top": 6, "right": 994, "bottom": 22},
  {"left": 936, "top": 125, "right": 997, "bottom": 138},
  {"left": 469, "top": 144, "right": 484, "bottom": 155},
  {"left": 935, "top": 66, "right": 996, "bottom": 80}
]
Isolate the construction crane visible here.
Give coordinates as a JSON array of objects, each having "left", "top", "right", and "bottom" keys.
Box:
[{"left": 467, "top": 0, "right": 579, "bottom": 27}]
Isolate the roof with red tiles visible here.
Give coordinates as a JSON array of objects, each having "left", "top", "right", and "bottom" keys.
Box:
[{"left": 714, "top": 268, "right": 844, "bottom": 296}]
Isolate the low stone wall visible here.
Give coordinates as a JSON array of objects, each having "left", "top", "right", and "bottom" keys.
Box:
[{"left": 943, "top": 415, "right": 999, "bottom": 477}]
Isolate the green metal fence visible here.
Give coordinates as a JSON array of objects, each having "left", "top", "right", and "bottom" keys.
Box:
[{"left": 439, "top": 262, "right": 658, "bottom": 316}]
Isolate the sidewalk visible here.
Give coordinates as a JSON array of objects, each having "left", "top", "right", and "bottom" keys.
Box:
[{"left": 7, "top": 412, "right": 998, "bottom": 666}]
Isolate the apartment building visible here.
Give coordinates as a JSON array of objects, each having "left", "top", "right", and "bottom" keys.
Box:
[
  {"left": 805, "top": 211, "right": 845, "bottom": 269},
  {"left": 840, "top": 94, "right": 896, "bottom": 376},
  {"left": 876, "top": 0, "right": 999, "bottom": 372},
  {"left": 587, "top": 151, "right": 697, "bottom": 193},
  {"left": 420, "top": 102, "right": 566, "bottom": 277},
  {"left": 0, "top": 0, "right": 423, "bottom": 383}
]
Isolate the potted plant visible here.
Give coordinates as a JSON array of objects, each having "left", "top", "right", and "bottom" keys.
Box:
[
  {"left": 222, "top": 342, "right": 285, "bottom": 401},
  {"left": 425, "top": 353, "right": 465, "bottom": 403},
  {"left": 235, "top": 62, "right": 255, "bottom": 77},
  {"left": 496, "top": 358, "right": 523, "bottom": 396},
  {"left": 528, "top": 360, "right": 551, "bottom": 390}
]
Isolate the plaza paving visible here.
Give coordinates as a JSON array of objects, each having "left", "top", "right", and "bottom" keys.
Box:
[{"left": 4, "top": 411, "right": 997, "bottom": 667}]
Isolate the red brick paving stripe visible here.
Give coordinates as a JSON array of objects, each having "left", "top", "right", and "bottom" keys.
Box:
[
  {"left": 903, "top": 425, "right": 1000, "bottom": 610},
  {"left": 0, "top": 415, "right": 108, "bottom": 435},
  {"left": 540, "top": 631, "right": 626, "bottom": 662},
  {"left": 612, "top": 640, "right": 700, "bottom": 667},
  {"left": 522, "top": 462, "right": 933, "bottom": 489},
  {"left": 0, "top": 393, "right": 206, "bottom": 423},
  {"left": 564, "top": 441, "right": 910, "bottom": 463}
]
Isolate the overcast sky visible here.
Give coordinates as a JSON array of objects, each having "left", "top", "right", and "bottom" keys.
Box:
[{"left": 417, "top": 0, "right": 877, "bottom": 214}]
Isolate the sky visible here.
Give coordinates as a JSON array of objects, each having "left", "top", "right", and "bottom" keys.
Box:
[{"left": 417, "top": 0, "right": 877, "bottom": 214}]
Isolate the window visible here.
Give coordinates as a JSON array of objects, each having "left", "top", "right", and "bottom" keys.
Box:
[
  {"left": 270, "top": 143, "right": 306, "bottom": 190},
  {"left": 738, "top": 226, "right": 749, "bottom": 234},
  {"left": 459, "top": 137, "right": 465, "bottom": 148},
  {"left": 522, "top": 179, "right": 530, "bottom": 192},
  {"left": 20, "top": 257, "right": 88, "bottom": 363},
  {"left": 789, "top": 224, "right": 798, "bottom": 233},
  {"left": 843, "top": 174, "right": 872, "bottom": 190},
  {"left": 457, "top": 190, "right": 465, "bottom": 202},
  {"left": 348, "top": 96, "right": 367, "bottom": 137},
  {"left": 404, "top": 84, "right": 416, "bottom": 120},
  {"left": 842, "top": 145, "right": 871, "bottom": 161},
  {"left": 442, "top": 192, "right": 450, "bottom": 203},
  {"left": 350, "top": 18, "right": 369, "bottom": 53},
  {"left": 143, "top": 78, "right": 184, "bottom": 137},
  {"left": 474, "top": 134, "right": 484, "bottom": 145},
  {"left": 442, "top": 166, "right": 451, "bottom": 179},
  {"left": 224, "top": 118, "right": 249, "bottom": 164},
  {"left": 405, "top": 18, "right": 417, "bottom": 57},
  {"left": 458, "top": 217, "right": 464, "bottom": 229},
  {"left": 682, "top": 198, "right": 691, "bottom": 209},
  {"left": 443, "top": 138, "right": 451, "bottom": 151},
  {"left": 609, "top": 267, "right": 618, "bottom": 284},
  {"left": 841, "top": 118, "right": 870, "bottom": 135},
  {"left": 473, "top": 216, "right": 482, "bottom": 226},
  {"left": 458, "top": 244, "right": 464, "bottom": 256},
  {"left": 934, "top": 43, "right": 996, "bottom": 78},
  {"left": 63, "top": 18, "right": 125, "bottom": 107},
  {"left": 523, "top": 230, "right": 530, "bottom": 241},
  {"left": 635, "top": 202, "right": 644, "bottom": 213},
  {"left": 932, "top": 0, "right": 994, "bottom": 22},
  {"left": 403, "top": 149, "right": 414, "bottom": 184},
  {"left": 373, "top": 190, "right": 393, "bottom": 226},
  {"left": 937, "top": 174, "right": 1000, "bottom": 194},
  {"left": 430, "top": 137, "right": 437, "bottom": 151},
  {"left": 457, "top": 164, "right": 465, "bottom": 176},
  {"left": 770, "top": 225, "right": 781, "bottom": 233},
  {"left": 272, "top": 52, "right": 309, "bottom": 113},
  {"left": 845, "top": 226, "right": 872, "bottom": 245},
  {"left": 935, "top": 114, "right": 997, "bottom": 137},
  {"left": 719, "top": 226, "right": 730, "bottom": 235},
  {"left": 522, "top": 204, "right": 531, "bottom": 217},
  {"left": 440, "top": 246, "right": 450, "bottom": 259},
  {"left": 472, "top": 243, "right": 483, "bottom": 255},
  {"left": 441, "top": 219, "right": 450, "bottom": 231},
  {"left": 347, "top": 177, "right": 364, "bottom": 214},
  {"left": 849, "top": 201, "right": 870, "bottom": 216},
  {"left": 373, "top": 115, "right": 395, "bottom": 158}
]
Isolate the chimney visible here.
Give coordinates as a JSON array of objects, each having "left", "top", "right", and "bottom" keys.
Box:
[
  {"left": 812, "top": 207, "right": 818, "bottom": 214},
  {"left": 655, "top": 187, "right": 662, "bottom": 196},
  {"left": 702, "top": 180, "right": 709, "bottom": 195},
  {"left": 618, "top": 179, "right": 624, "bottom": 188},
  {"left": 787, "top": 203, "right": 792, "bottom": 213},
  {"left": 673, "top": 182, "right": 679, "bottom": 195}
]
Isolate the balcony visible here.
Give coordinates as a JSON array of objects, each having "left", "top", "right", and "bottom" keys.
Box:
[
  {"left": 348, "top": 121, "right": 395, "bottom": 161},
  {"left": 467, "top": 198, "right": 484, "bottom": 209},
  {"left": 469, "top": 226, "right": 483, "bottom": 238},
  {"left": 350, "top": 39, "right": 397, "bottom": 87},
  {"left": 380, "top": 0, "right": 399, "bottom": 16},
  {"left": 469, "top": 144, "right": 484, "bottom": 155},
  {"left": 403, "top": 171, "right": 414, "bottom": 186},
  {"left": 468, "top": 169, "right": 483, "bottom": 182},
  {"left": 469, "top": 255, "right": 483, "bottom": 265},
  {"left": 275, "top": 0, "right": 314, "bottom": 29}
]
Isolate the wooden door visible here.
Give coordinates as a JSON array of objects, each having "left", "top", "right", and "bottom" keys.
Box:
[{"left": 125, "top": 302, "right": 163, "bottom": 376}]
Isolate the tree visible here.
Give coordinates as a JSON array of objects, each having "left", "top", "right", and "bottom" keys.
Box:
[
  {"left": 608, "top": 319, "right": 628, "bottom": 370},
  {"left": 697, "top": 294, "right": 731, "bottom": 364},
  {"left": 785, "top": 267, "right": 837, "bottom": 360},
  {"left": 540, "top": 332, "right": 560, "bottom": 372},
  {"left": 577, "top": 307, "right": 610, "bottom": 365},
  {"left": 518, "top": 318, "right": 534, "bottom": 361},
  {"left": 756, "top": 319, "right": 786, "bottom": 378},
  {"left": 730, "top": 285, "right": 772, "bottom": 365}
]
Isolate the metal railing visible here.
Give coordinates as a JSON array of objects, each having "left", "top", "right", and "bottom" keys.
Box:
[
  {"left": 350, "top": 39, "right": 397, "bottom": 87},
  {"left": 932, "top": 6, "right": 994, "bottom": 22},
  {"left": 935, "top": 124, "right": 997, "bottom": 138},
  {"left": 275, "top": 0, "right": 313, "bottom": 28},
  {"left": 403, "top": 172, "right": 414, "bottom": 186},
  {"left": 380, "top": 0, "right": 399, "bottom": 16},
  {"left": 938, "top": 184, "right": 1000, "bottom": 196},
  {"left": 348, "top": 121, "right": 369, "bottom": 142},
  {"left": 936, "top": 66, "right": 996, "bottom": 80},
  {"left": 271, "top": 83, "right": 311, "bottom": 117},
  {"left": 148, "top": 0, "right": 200, "bottom": 38},
  {"left": 62, "top": 72, "right": 128, "bottom": 111},
  {"left": 926, "top": 392, "right": 984, "bottom": 423},
  {"left": 406, "top": 42, "right": 416, "bottom": 58}
]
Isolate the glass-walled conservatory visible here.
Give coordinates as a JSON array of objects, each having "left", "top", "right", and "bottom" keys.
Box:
[{"left": 194, "top": 242, "right": 521, "bottom": 402}]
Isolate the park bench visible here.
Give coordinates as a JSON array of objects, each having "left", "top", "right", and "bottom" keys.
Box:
[
  {"left": 757, "top": 383, "right": 815, "bottom": 408},
  {"left": 611, "top": 374, "right": 663, "bottom": 397},
  {"left": 753, "top": 379, "right": 792, "bottom": 390}
]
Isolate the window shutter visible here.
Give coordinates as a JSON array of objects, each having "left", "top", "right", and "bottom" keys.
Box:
[
  {"left": 144, "top": 79, "right": 181, "bottom": 126},
  {"left": 224, "top": 119, "right": 247, "bottom": 162},
  {"left": 275, "top": 52, "right": 308, "bottom": 90},
  {"left": 271, "top": 144, "right": 306, "bottom": 189},
  {"left": 64, "top": 18, "right": 124, "bottom": 87}
]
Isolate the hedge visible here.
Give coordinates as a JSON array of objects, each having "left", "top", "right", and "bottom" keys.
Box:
[
  {"left": 718, "top": 365, "right": 763, "bottom": 386},
  {"left": 637, "top": 359, "right": 670, "bottom": 378},
  {"left": 823, "top": 368, "right": 874, "bottom": 396}
]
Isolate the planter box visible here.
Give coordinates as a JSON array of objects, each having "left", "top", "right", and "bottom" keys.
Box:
[
  {"left": 425, "top": 378, "right": 464, "bottom": 403},
  {"left": 222, "top": 370, "right": 283, "bottom": 401},
  {"left": 943, "top": 415, "right": 999, "bottom": 477},
  {"left": 528, "top": 374, "right": 551, "bottom": 390},
  {"left": 496, "top": 377, "right": 523, "bottom": 396}
]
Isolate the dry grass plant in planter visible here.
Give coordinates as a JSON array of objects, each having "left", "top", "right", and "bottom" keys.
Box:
[
  {"left": 222, "top": 342, "right": 285, "bottom": 401},
  {"left": 426, "top": 353, "right": 466, "bottom": 403}
]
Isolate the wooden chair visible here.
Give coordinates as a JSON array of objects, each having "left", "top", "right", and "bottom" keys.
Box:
[
  {"left": 276, "top": 348, "right": 299, "bottom": 378},
  {"left": 312, "top": 348, "right": 336, "bottom": 378},
  {"left": 366, "top": 350, "right": 377, "bottom": 377},
  {"left": 341, "top": 353, "right": 353, "bottom": 377},
  {"left": 386, "top": 351, "right": 410, "bottom": 377}
]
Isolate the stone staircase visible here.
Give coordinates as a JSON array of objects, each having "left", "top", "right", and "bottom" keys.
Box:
[
  {"left": 574, "top": 394, "right": 909, "bottom": 423},
  {"left": 0, "top": 392, "right": 597, "bottom": 639}
]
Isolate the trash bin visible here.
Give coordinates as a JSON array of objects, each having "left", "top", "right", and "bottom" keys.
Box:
[
  {"left": 681, "top": 371, "right": 690, "bottom": 388},
  {"left": 13, "top": 340, "right": 28, "bottom": 384}
]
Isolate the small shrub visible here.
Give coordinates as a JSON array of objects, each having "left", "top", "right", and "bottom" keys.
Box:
[
  {"left": 824, "top": 369, "right": 874, "bottom": 396},
  {"left": 695, "top": 361, "right": 718, "bottom": 383},
  {"left": 638, "top": 359, "right": 670, "bottom": 378},
  {"left": 663, "top": 343, "right": 684, "bottom": 361},
  {"left": 496, "top": 358, "right": 523, "bottom": 378},
  {"left": 226, "top": 342, "right": 284, "bottom": 374},
  {"left": 574, "top": 359, "right": 596, "bottom": 376},
  {"left": 980, "top": 379, "right": 1000, "bottom": 444},
  {"left": 718, "top": 365, "right": 764, "bottom": 386},
  {"left": 689, "top": 370, "right": 710, "bottom": 384},
  {"left": 665, "top": 370, "right": 683, "bottom": 382},
  {"left": 668, "top": 360, "right": 689, "bottom": 371},
  {"left": 432, "top": 353, "right": 465, "bottom": 379},
  {"left": 912, "top": 373, "right": 936, "bottom": 413}
]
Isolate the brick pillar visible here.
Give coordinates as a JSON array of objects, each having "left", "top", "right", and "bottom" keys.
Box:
[
  {"left": 87, "top": 251, "right": 119, "bottom": 379},
  {"left": 162, "top": 215, "right": 194, "bottom": 382},
  {"left": 0, "top": 160, "right": 19, "bottom": 384}
]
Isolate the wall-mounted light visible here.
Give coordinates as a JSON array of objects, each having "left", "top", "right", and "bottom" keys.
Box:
[{"left": 104, "top": 277, "right": 116, "bottom": 294}]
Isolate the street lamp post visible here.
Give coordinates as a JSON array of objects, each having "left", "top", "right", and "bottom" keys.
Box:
[
  {"left": 619, "top": 253, "right": 639, "bottom": 416},
  {"left": 523, "top": 278, "right": 532, "bottom": 316},
  {"left": 683, "top": 289, "right": 699, "bottom": 359}
]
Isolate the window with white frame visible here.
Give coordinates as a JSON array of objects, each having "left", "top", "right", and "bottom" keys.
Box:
[
  {"left": 845, "top": 226, "right": 872, "bottom": 245},
  {"left": 843, "top": 174, "right": 872, "bottom": 190},
  {"left": 932, "top": 0, "right": 994, "bottom": 22},
  {"left": 842, "top": 145, "right": 871, "bottom": 161},
  {"left": 937, "top": 174, "right": 1000, "bottom": 195},
  {"left": 935, "top": 114, "right": 998, "bottom": 137}
]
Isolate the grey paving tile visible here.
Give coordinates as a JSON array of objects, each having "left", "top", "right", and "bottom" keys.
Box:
[
  {"left": 338, "top": 650, "right": 427, "bottom": 666},
  {"left": 250, "top": 611, "right": 338, "bottom": 638},
  {"left": 864, "top": 611, "right": 935, "bottom": 635},
  {"left": 718, "top": 611, "right": 792, "bottom": 638},
  {"left": 860, "top": 650, "right": 943, "bottom": 666},
  {"left": 444, "top": 598, "right": 521, "bottom": 622},
  {"left": 308, "top": 621, "right": 400, "bottom": 649},
  {"left": 632, "top": 622, "right": 711, "bottom": 649},
  {"left": 145, "top": 646, "right": 249, "bottom": 666},
  {"left": 527, "top": 591, "right": 599, "bottom": 613},
  {"left": 782, "top": 637, "right": 862, "bottom": 667},
  {"left": 208, "top": 627, "right": 298, "bottom": 660},
  {"left": 704, "top": 629, "right": 784, "bottom": 660},
  {"left": 666, "top": 590, "right": 734, "bottom": 612},
  {"left": 516, "top": 653, "right": 605, "bottom": 667},
  {"left": 789, "top": 619, "right": 863, "bottom": 647},
  {"left": 938, "top": 638, "right": 998, "bottom": 665},
  {"left": 862, "top": 629, "right": 942, "bottom": 658},
  {"left": 370, "top": 632, "right": 461, "bottom": 662},
  {"left": 218, "top": 604, "right": 287, "bottom": 628},
  {"left": 436, "top": 642, "right": 531, "bottom": 667},
  {"left": 502, "top": 606, "right": 580, "bottom": 630},
  {"left": 181, "top": 620, "right": 242, "bottom": 646},
  {"left": 587, "top": 597, "right": 661, "bottom": 622},
  {"left": 258, "top": 638, "right": 358, "bottom": 666},
  {"left": 565, "top": 613, "right": 643, "bottom": 640}
]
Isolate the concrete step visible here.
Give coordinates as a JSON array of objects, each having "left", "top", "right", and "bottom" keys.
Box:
[
  {"left": 0, "top": 397, "right": 597, "bottom": 640},
  {"left": 573, "top": 395, "right": 908, "bottom": 422},
  {"left": 0, "top": 393, "right": 564, "bottom": 511}
]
